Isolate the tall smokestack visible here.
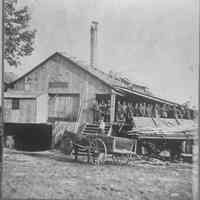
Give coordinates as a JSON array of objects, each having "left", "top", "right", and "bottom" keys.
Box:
[{"left": 90, "top": 21, "right": 98, "bottom": 67}]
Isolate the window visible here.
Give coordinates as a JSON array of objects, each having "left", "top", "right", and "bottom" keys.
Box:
[
  {"left": 48, "top": 94, "right": 80, "bottom": 122},
  {"left": 12, "top": 99, "right": 20, "bottom": 110},
  {"left": 48, "top": 82, "right": 69, "bottom": 88}
]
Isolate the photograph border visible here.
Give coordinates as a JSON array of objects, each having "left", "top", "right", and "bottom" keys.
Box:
[{"left": 0, "top": 1, "right": 199, "bottom": 200}]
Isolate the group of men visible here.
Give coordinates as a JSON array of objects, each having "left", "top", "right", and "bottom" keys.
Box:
[
  {"left": 92, "top": 99, "right": 111, "bottom": 122},
  {"left": 92, "top": 99, "right": 195, "bottom": 123},
  {"left": 116, "top": 101, "right": 194, "bottom": 122}
]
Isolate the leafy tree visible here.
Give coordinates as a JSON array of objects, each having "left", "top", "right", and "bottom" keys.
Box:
[{"left": 4, "top": 0, "right": 36, "bottom": 66}]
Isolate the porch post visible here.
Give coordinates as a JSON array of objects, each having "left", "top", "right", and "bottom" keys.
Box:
[
  {"left": 110, "top": 92, "right": 116, "bottom": 122},
  {"left": 182, "top": 141, "right": 186, "bottom": 153}
]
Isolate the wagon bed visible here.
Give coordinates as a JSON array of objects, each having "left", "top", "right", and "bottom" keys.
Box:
[{"left": 73, "top": 132, "right": 137, "bottom": 164}]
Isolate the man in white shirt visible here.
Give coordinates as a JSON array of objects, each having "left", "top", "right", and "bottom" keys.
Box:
[{"left": 99, "top": 117, "right": 105, "bottom": 134}]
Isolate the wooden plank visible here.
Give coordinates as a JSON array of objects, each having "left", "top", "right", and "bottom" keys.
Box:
[
  {"left": 136, "top": 136, "right": 193, "bottom": 140},
  {"left": 113, "top": 137, "right": 134, "bottom": 151},
  {"left": 133, "top": 117, "right": 156, "bottom": 129},
  {"left": 48, "top": 94, "right": 80, "bottom": 122},
  {"left": 36, "top": 94, "right": 48, "bottom": 123}
]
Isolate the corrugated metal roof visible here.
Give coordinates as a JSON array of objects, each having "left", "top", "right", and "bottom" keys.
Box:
[{"left": 114, "top": 85, "right": 180, "bottom": 106}]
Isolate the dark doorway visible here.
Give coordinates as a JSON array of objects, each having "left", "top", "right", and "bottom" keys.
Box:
[{"left": 4, "top": 123, "right": 52, "bottom": 151}]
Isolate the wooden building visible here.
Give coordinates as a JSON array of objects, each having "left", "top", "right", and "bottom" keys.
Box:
[
  {"left": 3, "top": 21, "right": 197, "bottom": 155},
  {"left": 4, "top": 91, "right": 48, "bottom": 123},
  {"left": 5, "top": 50, "right": 197, "bottom": 127},
  {"left": 2, "top": 51, "right": 152, "bottom": 148},
  {"left": 4, "top": 51, "right": 197, "bottom": 152},
  {"left": 5, "top": 51, "right": 149, "bottom": 126}
]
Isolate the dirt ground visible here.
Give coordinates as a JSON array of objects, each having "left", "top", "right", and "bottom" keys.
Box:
[{"left": 3, "top": 148, "right": 193, "bottom": 200}]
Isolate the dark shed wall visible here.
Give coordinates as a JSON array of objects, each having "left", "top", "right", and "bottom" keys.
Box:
[{"left": 5, "top": 123, "right": 52, "bottom": 151}]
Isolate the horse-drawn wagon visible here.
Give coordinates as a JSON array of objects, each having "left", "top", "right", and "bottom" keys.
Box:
[{"left": 72, "top": 129, "right": 137, "bottom": 164}]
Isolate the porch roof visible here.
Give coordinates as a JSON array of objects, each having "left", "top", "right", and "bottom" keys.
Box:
[{"left": 113, "top": 86, "right": 180, "bottom": 106}]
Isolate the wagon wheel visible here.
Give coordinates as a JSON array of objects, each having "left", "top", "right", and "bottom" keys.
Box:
[
  {"left": 111, "top": 153, "right": 129, "bottom": 165},
  {"left": 90, "top": 138, "right": 107, "bottom": 165}
]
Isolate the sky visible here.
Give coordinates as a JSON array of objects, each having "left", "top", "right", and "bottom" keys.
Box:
[{"left": 6, "top": 0, "right": 199, "bottom": 107}]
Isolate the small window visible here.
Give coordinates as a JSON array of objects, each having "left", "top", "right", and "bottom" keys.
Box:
[
  {"left": 48, "top": 82, "right": 69, "bottom": 88},
  {"left": 12, "top": 99, "right": 20, "bottom": 110}
]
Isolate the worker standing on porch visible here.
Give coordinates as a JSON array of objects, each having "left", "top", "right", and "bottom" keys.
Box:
[
  {"left": 116, "top": 101, "right": 123, "bottom": 121},
  {"left": 92, "top": 100, "right": 100, "bottom": 122},
  {"left": 173, "top": 105, "right": 178, "bottom": 119},
  {"left": 153, "top": 104, "right": 159, "bottom": 118},
  {"left": 99, "top": 100, "right": 106, "bottom": 119},
  {"left": 105, "top": 100, "right": 111, "bottom": 122},
  {"left": 122, "top": 101, "right": 128, "bottom": 121},
  {"left": 134, "top": 103, "right": 139, "bottom": 116},
  {"left": 146, "top": 104, "right": 152, "bottom": 117},
  {"left": 99, "top": 117, "right": 105, "bottom": 134},
  {"left": 127, "top": 102, "right": 134, "bottom": 122}
]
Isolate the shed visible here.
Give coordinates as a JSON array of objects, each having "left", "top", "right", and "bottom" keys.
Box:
[{"left": 4, "top": 91, "right": 48, "bottom": 123}]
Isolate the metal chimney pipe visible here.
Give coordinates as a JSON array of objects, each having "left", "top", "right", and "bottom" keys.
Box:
[{"left": 90, "top": 21, "right": 98, "bottom": 67}]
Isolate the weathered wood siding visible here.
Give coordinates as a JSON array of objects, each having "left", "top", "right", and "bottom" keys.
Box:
[
  {"left": 4, "top": 98, "right": 37, "bottom": 123},
  {"left": 48, "top": 94, "right": 80, "bottom": 122},
  {"left": 12, "top": 54, "right": 111, "bottom": 124},
  {"left": 36, "top": 94, "right": 48, "bottom": 123}
]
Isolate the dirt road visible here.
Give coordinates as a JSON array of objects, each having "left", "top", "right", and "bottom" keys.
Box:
[{"left": 3, "top": 149, "right": 192, "bottom": 200}]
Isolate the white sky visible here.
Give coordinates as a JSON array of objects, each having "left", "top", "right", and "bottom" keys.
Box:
[{"left": 6, "top": 0, "right": 199, "bottom": 107}]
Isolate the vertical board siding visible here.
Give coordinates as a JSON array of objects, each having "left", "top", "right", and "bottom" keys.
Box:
[
  {"left": 13, "top": 54, "right": 110, "bottom": 95},
  {"left": 36, "top": 94, "right": 48, "bottom": 123},
  {"left": 9, "top": 54, "right": 111, "bottom": 124},
  {"left": 4, "top": 99, "right": 11, "bottom": 122},
  {"left": 48, "top": 94, "right": 80, "bottom": 122},
  {"left": 4, "top": 98, "right": 36, "bottom": 123}
]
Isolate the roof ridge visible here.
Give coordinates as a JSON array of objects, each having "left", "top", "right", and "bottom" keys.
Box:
[
  {"left": 58, "top": 51, "right": 147, "bottom": 89},
  {"left": 10, "top": 51, "right": 147, "bottom": 92}
]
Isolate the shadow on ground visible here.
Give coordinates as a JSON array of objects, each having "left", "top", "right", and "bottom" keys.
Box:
[{"left": 6, "top": 149, "right": 136, "bottom": 167}]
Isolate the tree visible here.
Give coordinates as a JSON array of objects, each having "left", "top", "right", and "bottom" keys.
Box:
[{"left": 4, "top": 0, "right": 36, "bottom": 66}]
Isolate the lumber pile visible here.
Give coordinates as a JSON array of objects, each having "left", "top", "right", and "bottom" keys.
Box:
[{"left": 128, "top": 126, "right": 196, "bottom": 139}]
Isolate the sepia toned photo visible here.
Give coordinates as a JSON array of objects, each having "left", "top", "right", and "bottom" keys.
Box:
[{"left": 0, "top": 0, "right": 199, "bottom": 199}]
